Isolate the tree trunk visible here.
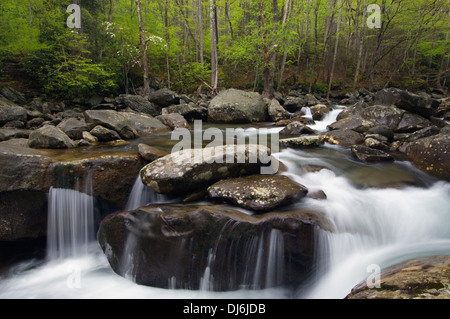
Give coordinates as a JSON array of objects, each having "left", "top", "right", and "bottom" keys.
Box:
[
  {"left": 210, "top": 0, "right": 219, "bottom": 92},
  {"left": 277, "top": 0, "right": 291, "bottom": 91},
  {"left": 353, "top": 0, "right": 367, "bottom": 89},
  {"left": 135, "top": 0, "right": 150, "bottom": 96},
  {"left": 258, "top": 0, "right": 275, "bottom": 99},
  {"left": 198, "top": 0, "right": 204, "bottom": 72},
  {"left": 327, "top": 0, "right": 341, "bottom": 100}
]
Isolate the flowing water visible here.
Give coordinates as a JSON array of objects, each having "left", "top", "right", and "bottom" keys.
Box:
[{"left": 0, "top": 105, "right": 449, "bottom": 299}]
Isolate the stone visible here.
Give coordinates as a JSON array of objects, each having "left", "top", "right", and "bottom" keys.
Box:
[
  {"left": 351, "top": 145, "right": 394, "bottom": 163},
  {"left": 327, "top": 117, "right": 375, "bottom": 133},
  {"left": 0, "top": 86, "right": 26, "bottom": 105},
  {"left": 148, "top": 88, "right": 180, "bottom": 107},
  {"left": 118, "top": 94, "right": 161, "bottom": 116},
  {"left": 84, "top": 110, "right": 138, "bottom": 140},
  {"left": 120, "top": 112, "right": 170, "bottom": 135},
  {"left": 280, "top": 121, "right": 316, "bottom": 135},
  {"left": 208, "top": 89, "right": 268, "bottom": 123},
  {"left": 140, "top": 144, "right": 273, "bottom": 195},
  {"left": 268, "top": 98, "right": 291, "bottom": 122},
  {"left": 279, "top": 135, "right": 325, "bottom": 148},
  {"left": 0, "top": 128, "right": 30, "bottom": 141},
  {"left": 90, "top": 125, "right": 121, "bottom": 142},
  {"left": 165, "top": 102, "right": 207, "bottom": 121},
  {"left": 138, "top": 143, "right": 169, "bottom": 162},
  {"left": 405, "top": 133, "right": 450, "bottom": 181},
  {"left": 374, "top": 88, "right": 436, "bottom": 118},
  {"left": 28, "top": 125, "right": 75, "bottom": 149},
  {"left": 0, "top": 191, "right": 47, "bottom": 241},
  {"left": 322, "top": 129, "right": 364, "bottom": 147},
  {"left": 396, "top": 113, "right": 431, "bottom": 133},
  {"left": 207, "top": 175, "right": 308, "bottom": 211},
  {"left": 0, "top": 97, "right": 27, "bottom": 126},
  {"left": 156, "top": 113, "right": 191, "bottom": 130},
  {"left": 361, "top": 105, "right": 405, "bottom": 131},
  {"left": 98, "top": 204, "right": 325, "bottom": 291},
  {"left": 57, "top": 117, "right": 91, "bottom": 140},
  {"left": 346, "top": 255, "right": 450, "bottom": 299},
  {"left": 81, "top": 131, "right": 98, "bottom": 144}
]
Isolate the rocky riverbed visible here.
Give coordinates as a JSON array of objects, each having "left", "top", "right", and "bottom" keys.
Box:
[{"left": 0, "top": 85, "right": 449, "bottom": 297}]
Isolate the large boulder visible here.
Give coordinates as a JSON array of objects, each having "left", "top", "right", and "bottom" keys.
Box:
[
  {"left": 28, "top": 125, "right": 75, "bottom": 149},
  {"left": 84, "top": 110, "right": 138, "bottom": 140},
  {"left": 268, "top": 98, "right": 290, "bottom": 122},
  {"left": 156, "top": 113, "right": 191, "bottom": 130},
  {"left": 57, "top": 117, "right": 91, "bottom": 140},
  {"left": 0, "top": 97, "right": 27, "bottom": 126},
  {"left": 322, "top": 129, "right": 364, "bottom": 147},
  {"left": 405, "top": 133, "right": 450, "bottom": 181},
  {"left": 0, "top": 86, "right": 26, "bottom": 105},
  {"left": 207, "top": 175, "right": 308, "bottom": 211},
  {"left": 140, "top": 144, "right": 273, "bottom": 195},
  {"left": 0, "top": 191, "right": 47, "bottom": 241},
  {"left": 346, "top": 255, "right": 450, "bottom": 299},
  {"left": 98, "top": 204, "right": 326, "bottom": 291},
  {"left": 120, "top": 112, "right": 170, "bottom": 135},
  {"left": 351, "top": 145, "right": 394, "bottom": 163},
  {"left": 166, "top": 102, "right": 207, "bottom": 121},
  {"left": 208, "top": 89, "right": 268, "bottom": 123},
  {"left": 361, "top": 105, "right": 405, "bottom": 131},
  {"left": 148, "top": 88, "right": 180, "bottom": 107},
  {"left": 118, "top": 94, "right": 161, "bottom": 116},
  {"left": 374, "top": 88, "right": 436, "bottom": 118}
]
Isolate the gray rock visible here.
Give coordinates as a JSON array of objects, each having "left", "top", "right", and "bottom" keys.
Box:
[
  {"left": 351, "top": 145, "right": 394, "bottom": 163},
  {"left": 148, "top": 88, "right": 180, "bottom": 107},
  {"left": 140, "top": 144, "right": 273, "bottom": 195},
  {"left": 374, "top": 88, "right": 436, "bottom": 118},
  {"left": 322, "top": 129, "right": 364, "bottom": 147},
  {"left": 0, "top": 97, "right": 27, "bottom": 126},
  {"left": 0, "top": 86, "right": 26, "bottom": 105},
  {"left": 119, "top": 94, "right": 161, "bottom": 116},
  {"left": 208, "top": 89, "right": 268, "bottom": 123},
  {"left": 268, "top": 98, "right": 290, "bottom": 122},
  {"left": 165, "top": 102, "right": 207, "bottom": 121},
  {"left": 28, "top": 125, "right": 75, "bottom": 149},
  {"left": 90, "top": 125, "right": 121, "bottom": 142},
  {"left": 138, "top": 143, "right": 169, "bottom": 162},
  {"left": 280, "top": 121, "right": 316, "bottom": 135},
  {"left": 280, "top": 135, "right": 325, "bottom": 148},
  {"left": 98, "top": 204, "right": 325, "bottom": 291},
  {"left": 57, "top": 117, "right": 91, "bottom": 140},
  {"left": 120, "top": 112, "right": 170, "bottom": 135},
  {"left": 156, "top": 113, "right": 191, "bottom": 130},
  {"left": 84, "top": 110, "right": 138, "bottom": 140},
  {"left": 207, "top": 175, "right": 308, "bottom": 211}
]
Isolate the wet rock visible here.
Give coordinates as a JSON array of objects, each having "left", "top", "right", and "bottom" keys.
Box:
[
  {"left": 120, "top": 112, "right": 170, "bottom": 135},
  {"left": 0, "top": 97, "right": 27, "bottom": 126},
  {"left": 208, "top": 89, "right": 268, "bottom": 123},
  {"left": 283, "top": 97, "right": 305, "bottom": 112},
  {"left": 0, "top": 86, "right": 26, "bottom": 105},
  {"left": 98, "top": 204, "right": 325, "bottom": 291},
  {"left": 361, "top": 105, "right": 405, "bottom": 131},
  {"left": 280, "top": 121, "right": 316, "bottom": 135},
  {"left": 336, "top": 101, "right": 367, "bottom": 121},
  {"left": 0, "top": 191, "right": 47, "bottom": 241},
  {"left": 396, "top": 113, "right": 431, "bottom": 133},
  {"left": 0, "top": 128, "right": 30, "bottom": 141},
  {"left": 207, "top": 175, "right": 308, "bottom": 211},
  {"left": 310, "top": 104, "right": 330, "bottom": 121},
  {"left": 148, "top": 88, "right": 180, "bottom": 108},
  {"left": 374, "top": 88, "right": 436, "bottom": 118},
  {"left": 268, "top": 98, "right": 291, "bottom": 122},
  {"left": 322, "top": 129, "right": 364, "bottom": 147},
  {"left": 165, "top": 102, "right": 207, "bottom": 121},
  {"left": 90, "top": 125, "right": 121, "bottom": 142},
  {"left": 118, "top": 94, "right": 161, "bottom": 116},
  {"left": 81, "top": 131, "right": 98, "bottom": 144},
  {"left": 28, "top": 125, "right": 75, "bottom": 149},
  {"left": 156, "top": 113, "right": 191, "bottom": 130},
  {"left": 367, "top": 125, "right": 394, "bottom": 142},
  {"left": 307, "top": 190, "right": 327, "bottom": 200},
  {"left": 140, "top": 144, "right": 273, "bottom": 195},
  {"left": 327, "top": 117, "right": 374, "bottom": 133},
  {"left": 138, "top": 143, "right": 169, "bottom": 162},
  {"left": 351, "top": 145, "right": 394, "bottom": 163},
  {"left": 346, "top": 255, "right": 450, "bottom": 299},
  {"left": 57, "top": 118, "right": 91, "bottom": 140},
  {"left": 279, "top": 135, "right": 325, "bottom": 148},
  {"left": 84, "top": 110, "right": 138, "bottom": 140},
  {"left": 405, "top": 133, "right": 450, "bottom": 181}
]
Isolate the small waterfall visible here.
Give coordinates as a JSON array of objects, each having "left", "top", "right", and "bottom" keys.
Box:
[
  {"left": 46, "top": 187, "right": 95, "bottom": 260},
  {"left": 125, "top": 176, "right": 173, "bottom": 211},
  {"left": 197, "top": 222, "right": 287, "bottom": 291}
]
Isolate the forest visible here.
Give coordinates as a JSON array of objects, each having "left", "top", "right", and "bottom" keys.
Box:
[{"left": 0, "top": 0, "right": 449, "bottom": 100}]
